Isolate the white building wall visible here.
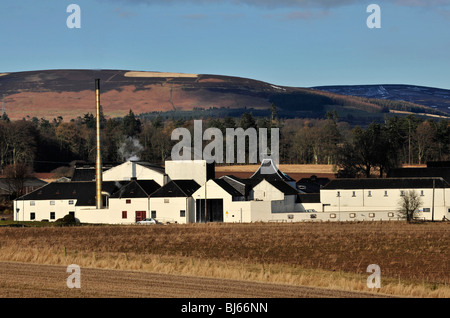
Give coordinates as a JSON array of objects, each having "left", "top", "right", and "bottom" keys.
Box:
[
  {"left": 14, "top": 199, "right": 78, "bottom": 222},
  {"left": 165, "top": 160, "right": 209, "bottom": 185},
  {"left": 149, "top": 197, "right": 193, "bottom": 224},
  {"left": 251, "top": 180, "right": 284, "bottom": 201},
  {"left": 103, "top": 161, "right": 166, "bottom": 186},
  {"left": 107, "top": 197, "right": 149, "bottom": 224},
  {"left": 320, "top": 187, "right": 450, "bottom": 221}
]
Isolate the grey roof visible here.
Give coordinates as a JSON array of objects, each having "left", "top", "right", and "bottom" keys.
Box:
[
  {"left": 219, "top": 175, "right": 254, "bottom": 197},
  {"left": 250, "top": 159, "right": 295, "bottom": 182},
  {"left": 0, "top": 177, "right": 47, "bottom": 191},
  {"left": 212, "top": 179, "right": 245, "bottom": 197},
  {"left": 322, "top": 178, "right": 449, "bottom": 190}
]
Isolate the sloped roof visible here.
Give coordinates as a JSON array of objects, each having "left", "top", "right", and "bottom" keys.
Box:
[
  {"left": 110, "top": 179, "right": 161, "bottom": 199},
  {"left": 15, "top": 181, "right": 123, "bottom": 206},
  {"left": 250, "top": 159, "right": 295, "bottom": 183},
  {"left": 388, "top": 167, "right": 450, "bottom": 183},
  {"left": 150, "top": 180, "right": 200, "bottom": 198},
  {"left": 322, "top": 178, "right": 449, "bottom": 190},
  {"left": 219, "top": 175, "right": 256, "bottom": 197},
  {"left": 212, "top": 179, "right": 245, "bottom": 197}
]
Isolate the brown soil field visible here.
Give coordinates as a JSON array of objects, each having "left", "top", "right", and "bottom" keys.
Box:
[
  {"left": 0, "top": 222, "right": 448, "bottom": 298},
  {"left": 0, "top": 261, "right": 382, "bottom": 298},
  {"left": 214, "top": 164, "right": 336, "bottom": 180}
]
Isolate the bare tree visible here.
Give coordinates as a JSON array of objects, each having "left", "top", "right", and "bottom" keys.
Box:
[{"left": 397, "top": 190, "right": 423, "bottom": 222}]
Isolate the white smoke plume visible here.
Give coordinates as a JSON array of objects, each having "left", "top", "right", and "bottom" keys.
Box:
[{"left": 118, "top": 136, "right": 144, "bottom": 162}]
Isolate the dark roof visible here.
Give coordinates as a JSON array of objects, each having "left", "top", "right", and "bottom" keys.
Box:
[
  {"left": 297, "top": 193, "right": 321, "bottom": 203},
  {"left": 16, "top": 181, "right": 123, "bottom": 206},
  {"left": 427, "top": 161, "right": 450, "bottom": 168},
  {"left": 110, "top": 179, "right": 161, "bottom": 199},
  {"left": 388, "top": 167, "right": 450, "bottom": 183},
  {"left": 254, "top": 179, "right": 299, "bottom": 195},
  {"left": 134, "top": 162, "right": 166, "bottom": 174},
  {"left": 322, "top": 178, "right": 449, "bottom": 190},
  {"left": 71, "top": 168, "right": 96, "bottom": 181},
  {"left": 212, "top": 179, "right": 245, "bottom": 197},
  {"left": 250, "top": 159, "right": 295, "bottom": 183},
  {"left": 296, "top": 176, "right": 330, "bottom": 194},
  {"left": 219, "top": 175, "right": 256, "bottom": 197},
  {"left": 0, "top": 177, "right": 47, "bottom": 189},
  {"left": 71, "top": 163, "right": 117, "bottom": 181},
  {"left": 150, "top": 180, "right": 200, "bottom": 198}
]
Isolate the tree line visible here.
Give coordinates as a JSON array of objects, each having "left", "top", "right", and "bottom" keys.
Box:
[{"left": 0, "top": 109, "right": 449, "bottom": 179}]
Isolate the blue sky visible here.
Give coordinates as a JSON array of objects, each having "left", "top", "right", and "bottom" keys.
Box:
[{"left": 0, "top": 0, "right": 449, "bottom": 88}]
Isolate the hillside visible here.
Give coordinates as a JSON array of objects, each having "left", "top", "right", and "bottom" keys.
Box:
[
  {"left": 313, "top": 84, "right": 450, "bottom": 116},
  {"left": 0, "top": 69, "right": 447, "bottom": 122}
]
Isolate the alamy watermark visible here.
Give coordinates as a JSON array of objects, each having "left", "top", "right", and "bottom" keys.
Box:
[
  {"left": 171, "top": 120, "right": 279, "bottom": 175},
  {"left": 66, "top": 4, "right": 81, "bottom": 29},
  {"left": 366, "top": 264, "right": 381, "bottom": 288},
  {"left": 66, "top": 264, "right": 81, "bottom": 289},
  {"left": 367, "top": 4, "right": 381, "bottom": 29}
]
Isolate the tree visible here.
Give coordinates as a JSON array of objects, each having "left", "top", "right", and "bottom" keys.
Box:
[
  {"left": 122, "top": 110, "right": 141, "bottom": 137},
  {"left": 397, "top": 190, "right": 423, "bottom": 222}
]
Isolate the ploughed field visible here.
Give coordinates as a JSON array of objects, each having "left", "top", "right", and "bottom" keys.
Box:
[{"left": 0, "top": 222, "right": 448, "bottom": 297}]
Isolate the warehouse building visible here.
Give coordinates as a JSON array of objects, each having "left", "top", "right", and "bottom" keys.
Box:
[{"left": 13, "top": 159, "right": 450, "bottom": 224}]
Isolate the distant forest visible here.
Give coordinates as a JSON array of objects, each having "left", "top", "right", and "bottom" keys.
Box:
[{"left": 0, "top": 108, "right": 449, "bottom": 179}]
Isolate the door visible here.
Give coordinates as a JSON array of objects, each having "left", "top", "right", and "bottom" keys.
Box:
[
  {"left": 135, "top": 211, "right": 146, "bottom": 222},
  {"left": 196, "top": 199, "right": 223, "bottom": 223}
]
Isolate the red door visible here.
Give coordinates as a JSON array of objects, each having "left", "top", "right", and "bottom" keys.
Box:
[{"left": 135, "top": 211, "right": 146, "bottom": 222}]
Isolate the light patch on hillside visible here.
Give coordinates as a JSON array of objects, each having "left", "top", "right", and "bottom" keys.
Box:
[
  {"left": 0, "top": 73, "right": 8, "bottom": 77},
  {"left": 125, "top": 71, "right": 198, "bottom": 78}
]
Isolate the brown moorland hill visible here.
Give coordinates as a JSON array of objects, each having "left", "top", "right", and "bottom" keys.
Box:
[{"left": 0, "top": 69, "right": 441, "bottom": 121}]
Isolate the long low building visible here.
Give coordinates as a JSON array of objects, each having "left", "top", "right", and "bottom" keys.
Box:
[{"left": 13, "top": 159, "right": 450, "bottom": 224}]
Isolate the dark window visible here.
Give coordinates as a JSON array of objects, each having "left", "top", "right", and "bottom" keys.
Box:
[
  {"left": 180, "top": 210, "right": 186, "bottom": 217},
  {"left": 122, "top": 211, "right": 127, "bottom": 219},
  {"left": 50, "top": 212, "right": 55, "bottom": 220},
  {"left": 30, "top": 213, "right": 35, "bottom": 220},
  {"left": 126, "top": 199, "right": 131, "bottom": 204},
  {"left": 151, "top": 210, "right": 156, "bottom": 218}
]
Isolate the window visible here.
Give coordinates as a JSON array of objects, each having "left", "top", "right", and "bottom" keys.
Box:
[
  {"left": 369, "top": 213, "right": 375, "bottom": 218},
  {"left": 420, "top": 190, "right": 424, "bottom": 196},
  {"left": 30, "top": 213, "right": 35, "bottom": 220},
  {"left": 50, "top": 201, "right": 55, "bottom": 205},
  {"left": 349, "top": 213, "right": 356, "bottom": 218},
  {"left": 337, "top": 191, "right": 341, "bottom": 197},
  {"left": 30, "top": 201, "right": 35, "bottom": 206},
  {"left": 388, "top": 212, "right": 394, "bottom": 217},
  {"left": 69, "top": 212, "right": 75, "bottom": 217},
  {"left": 352, "top": 191, "right": 356, "bottom": 197},
  {"left": 68, "top": 200, "right": 74, "bottom": 205},
  {"left": 50, "top": 212, "right": 55, "bottom": 220},
  {"left": 329, "top": 213, "right": 336, "bottom": 219},
  {"left": 368, "top": 191, "right": 372, "bottom": 197},
  {"left": 400, "top": 190, "right": 405, "bottom": 196},
  {"left": 384, "top": 191, "right": 388, "bottom": 197},
  {"left": 422, "top": 208, "right": 430, "bottom": 213},
  {"left": 164, "top": 199, "right": 170, "bottom": 203},
  {"left": 180, "top": 210, "right": 186, "bottom": 217},
  {"left": 151, "top": 210, "right": 156, "bottom": 218},
  {"left": 126, "top": 199, "right": 131, "bottom": 204},
  {"left": 122, "top": 211, "right": 127, "bottom": 219}
]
